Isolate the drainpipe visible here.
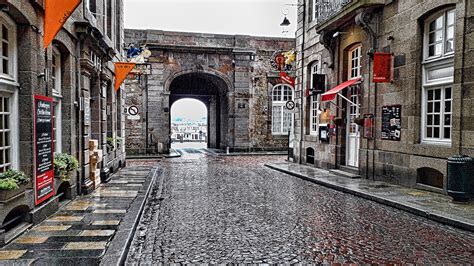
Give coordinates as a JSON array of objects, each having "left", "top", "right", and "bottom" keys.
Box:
[
  {"left": 298, "top": 0, "right": 306, "bottom": 164},
  {"left": 458, "top": 1, "right": 468, "bottom": 155},
  {"left": 356, "top": 10, "right": 378, "bottom": 180}
]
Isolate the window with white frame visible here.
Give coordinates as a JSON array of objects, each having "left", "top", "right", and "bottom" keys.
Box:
[
  {"left": 348, "top": 45, "right": 362, "bottom": 79},
  {"left": 272, "top": 84, "right": 293, "bottom": 135},
  {"left": 0, "top": 12, "right": 17, "bottom": 173},
  {"left": 425, "top": 9, "right": 455, "bottom": 59},
  {"left": 52, "top": 47, "right": 62, "bottom": 153},
  {"left": 0, "top": 14, "right": 16, "bottom": 80},
  {"left": 52, "top": 47, "right": 61, "bottom": 96},
  {"left": 424, "top": 86, "right": 452, "bottom": 140},
  {"left": 0, "top": 95, "right": 11, "bottom": 172},
  {"left": 310, "top": 63, "right": 319, "bottom": 135},
  {"left": 422, "top": 8, "right": 455, "bottom": 144}
]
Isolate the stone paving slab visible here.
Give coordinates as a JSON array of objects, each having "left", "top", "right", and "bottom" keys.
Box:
[
  {"left": 266, "top": 162, "right": 474, "bottom": 232},
  {"left": 0, "top": 166, "right": 156, "bottom": 265}
]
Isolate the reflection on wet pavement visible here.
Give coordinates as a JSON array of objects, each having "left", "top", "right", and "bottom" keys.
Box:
[{"left": 127, "top": 149, "right": 474, "bottom": 264}]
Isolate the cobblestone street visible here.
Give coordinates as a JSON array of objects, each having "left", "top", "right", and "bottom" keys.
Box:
[{"left": 126, "top": 149, "right": 474, "bottom": 264}]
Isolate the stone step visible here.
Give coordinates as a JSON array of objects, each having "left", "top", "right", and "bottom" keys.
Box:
[{"left": 329, "top": 169, "right": 361, "bottom": 179}]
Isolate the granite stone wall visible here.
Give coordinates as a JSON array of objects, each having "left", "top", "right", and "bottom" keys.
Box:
[{"left": 124, "top": 30, "right": 296, "bottom": 154}]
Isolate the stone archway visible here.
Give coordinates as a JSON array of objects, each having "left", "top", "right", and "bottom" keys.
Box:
[{"left": 168, "top": 72, "right": 229, "bottom": 149}]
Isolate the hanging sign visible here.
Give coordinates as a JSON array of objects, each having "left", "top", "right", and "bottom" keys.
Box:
[
  {"left": 44, "top": 0, "right": 82, "bottom": 48},
  {"left": 279, "top": 72, "right": 295, "bottom": 87},
  {"left": 114, "top": 62, "right": 136, "bottom": 91},
  {"left": 373, "top": 52, "right": 393, "bottom": 83},
  {"left": 34, "top": 95, "right": 55, "bottom": 205},
  {"left": 381, "top": 105, "right": 401, "bottom": 141}
]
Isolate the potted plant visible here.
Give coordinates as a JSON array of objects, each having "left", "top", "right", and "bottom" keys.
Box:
[
  {"left": 0, "top": 169, "right": 29, "bottom": 201},
  {"left": 106, "top": 137, "right": 115, "bottom": 153},
  {"left": 54, "top": 153, "right": 79, "bottom": 181}
]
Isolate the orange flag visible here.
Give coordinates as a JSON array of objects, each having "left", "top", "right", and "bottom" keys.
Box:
[
  {"left": 114, "top": 63, "right": 136, "bottom": 91},
  {"left": 44, "top": 0, "right": 82, "bottom": 48}
]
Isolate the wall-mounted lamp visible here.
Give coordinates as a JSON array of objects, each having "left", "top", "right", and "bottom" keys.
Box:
[{"left": 332, "top": 31, "right": 347, "bottom": 38}]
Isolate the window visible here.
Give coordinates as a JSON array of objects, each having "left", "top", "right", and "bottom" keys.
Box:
[
  {"left": 0, "top": 13, "right": 17, "bottom": 172},
  {"left": 425, "top": 9, "right": 455, "bottom": 59},
  {"left": 424, "top": 86, "right": 452, "bottom": 141},
  {"left": 0, "top": 14, "right": 16, "bottom": 80},
  {"left": 310, "top": 63, "right": 319, "bottom": 135},
  {"left": 422, "top": 8, "right": 455, "bottom": 144},
  {"left": 106, "top": 0, "right": 113, "bottom": 39},
  {"left": 0, "top": 96, "right": 11, "bottom": 172},
  {"left": 52, "top": 47, "right": 61, "bottom": 95},
  {"left": 52, "top": 47, "right": 62, "bottom": 153},
  {"left": 272, "top": 84, "right": 293, "bottom": 135},
  {"left": 348, "top": 45, "right": 362, "bottom": 79}
]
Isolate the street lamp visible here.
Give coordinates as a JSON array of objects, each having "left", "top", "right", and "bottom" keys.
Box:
[{"left": 280, "top": 16, "right": 291, "bottom": 26}]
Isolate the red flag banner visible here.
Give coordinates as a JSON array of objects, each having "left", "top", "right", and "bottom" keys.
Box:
[
  {"left": 279, "top": 72, "right": 295, "bottom": 87},
  {"left": 373, "top": 52, "right": 393, "bottom": 83},
  {"left": 44, "top": 0, "right": 82, "bottom": 49},
  {"left": 114, "top": 63, "right": 136, "bottom": 91}
]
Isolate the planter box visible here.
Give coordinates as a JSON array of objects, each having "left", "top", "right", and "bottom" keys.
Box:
[{"left": 0, "top": 184, "right": 27, "bottom": 203}]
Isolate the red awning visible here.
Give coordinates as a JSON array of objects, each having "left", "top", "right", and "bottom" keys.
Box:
[{"left": 321, "top": 77, "right": 361, "bottom": 101}]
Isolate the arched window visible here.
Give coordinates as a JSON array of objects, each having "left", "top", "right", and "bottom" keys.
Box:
[
  {"left": 272, "top": 84, "right": 294, "bottom": 135},
  {"left": 422, "top": 8, "right": 455, "bottom": 144},
  {"left": 0, "top": 12, "right": 17, "bottom": 173}
]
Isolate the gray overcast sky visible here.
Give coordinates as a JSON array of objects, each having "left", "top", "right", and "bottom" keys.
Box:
[{"left": 124, "top": 0, "right": 297, "bottom": 38}]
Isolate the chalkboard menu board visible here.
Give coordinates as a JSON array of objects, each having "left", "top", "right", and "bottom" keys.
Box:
[
  {"left": 34, "top": 95, "right": 55, "bottom": 205},
  {"left": 381, "top": 105, "right": 401, "bottom": 141}
]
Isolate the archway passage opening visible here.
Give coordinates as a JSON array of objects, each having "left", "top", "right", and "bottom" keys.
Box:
[
  {"left": 169, "top": 72, "right": 229, "bottom": 150},
  {"left": 171, "top": 98, "right": 208, "bottom": 149}
]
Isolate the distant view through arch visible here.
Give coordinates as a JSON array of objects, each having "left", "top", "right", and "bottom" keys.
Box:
[{"left": 170, "top": 98, "right": 208, "bottom": 149}]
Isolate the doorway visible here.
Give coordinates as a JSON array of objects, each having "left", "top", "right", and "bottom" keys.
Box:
[
  {"left": 346, "top": 85, "right": 360, "bottom": 167},
  {"left": 170, "top": 98, "right": 208, "bottom": 149}
]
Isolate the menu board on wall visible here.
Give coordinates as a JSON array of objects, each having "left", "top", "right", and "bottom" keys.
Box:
[
  {"left": 381, "top": 105, "right": 401, "bottom": 141},
  {"left": 34, "top": 95, "right": 55, "bottom": 205}
]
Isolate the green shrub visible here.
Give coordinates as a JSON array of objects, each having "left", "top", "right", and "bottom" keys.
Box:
[
  {"left": 1, "top": 169, "right": 29, "bottom": 185},
  {"left": 0, "top": 178, "right": 19, "bottom": 190},
  {"left": 107, "top": 137, "right": 115, "bottom": 147},
  {"left": 54, "top": 153, "right": 79, "bottom": 181}
]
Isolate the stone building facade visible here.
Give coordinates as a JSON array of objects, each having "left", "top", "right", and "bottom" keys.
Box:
[
  {"left": 0, "top": 0, "right": 125, "bottom": 244},
  {"left": 124, "top": 30, "right": 295, "bottom": 154},
  {"left": 293, "top": 0, "right": 473, "bottom": 194}
]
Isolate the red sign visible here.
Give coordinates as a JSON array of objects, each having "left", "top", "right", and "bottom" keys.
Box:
[
  {"left": 34, "top": 95, "right": 55, "bottom": 205},
  {"left": 279, "top": 72, "right": 295, "bottom": 87},
  {"left": 373, "top": 52, "right": 393, "bottom": 83}
]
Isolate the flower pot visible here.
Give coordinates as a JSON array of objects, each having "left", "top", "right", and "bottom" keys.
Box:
[{"left": 0, "top": 184, "right": 27, "bottom": 202}]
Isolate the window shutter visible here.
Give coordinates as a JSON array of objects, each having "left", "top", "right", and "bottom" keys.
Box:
[{"left": 308, "top": 0, "right": 313, "bottom": 23}]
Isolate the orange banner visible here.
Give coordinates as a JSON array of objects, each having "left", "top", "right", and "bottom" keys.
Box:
[
  {"left": 114, "top": 63, "right": 136, "bottom": 91},
  {"left": 44, "top": 0, "right": 82, "bottom": 48}
]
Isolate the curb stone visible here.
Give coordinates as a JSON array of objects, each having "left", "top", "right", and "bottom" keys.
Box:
[
  {"left": 100, "top": 167, "right": 161, "bottom": 265},
  {"left": 265, "top": 163, "right": 474, "bottom": 233}
]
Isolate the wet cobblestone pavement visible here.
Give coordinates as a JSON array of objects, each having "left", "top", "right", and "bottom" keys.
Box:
[
  {"left": 0, "top": 166, "right": 153, "bottom": 265},
  {"left": 126, "top": 149, "right": 474, "bottom": 264}
]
